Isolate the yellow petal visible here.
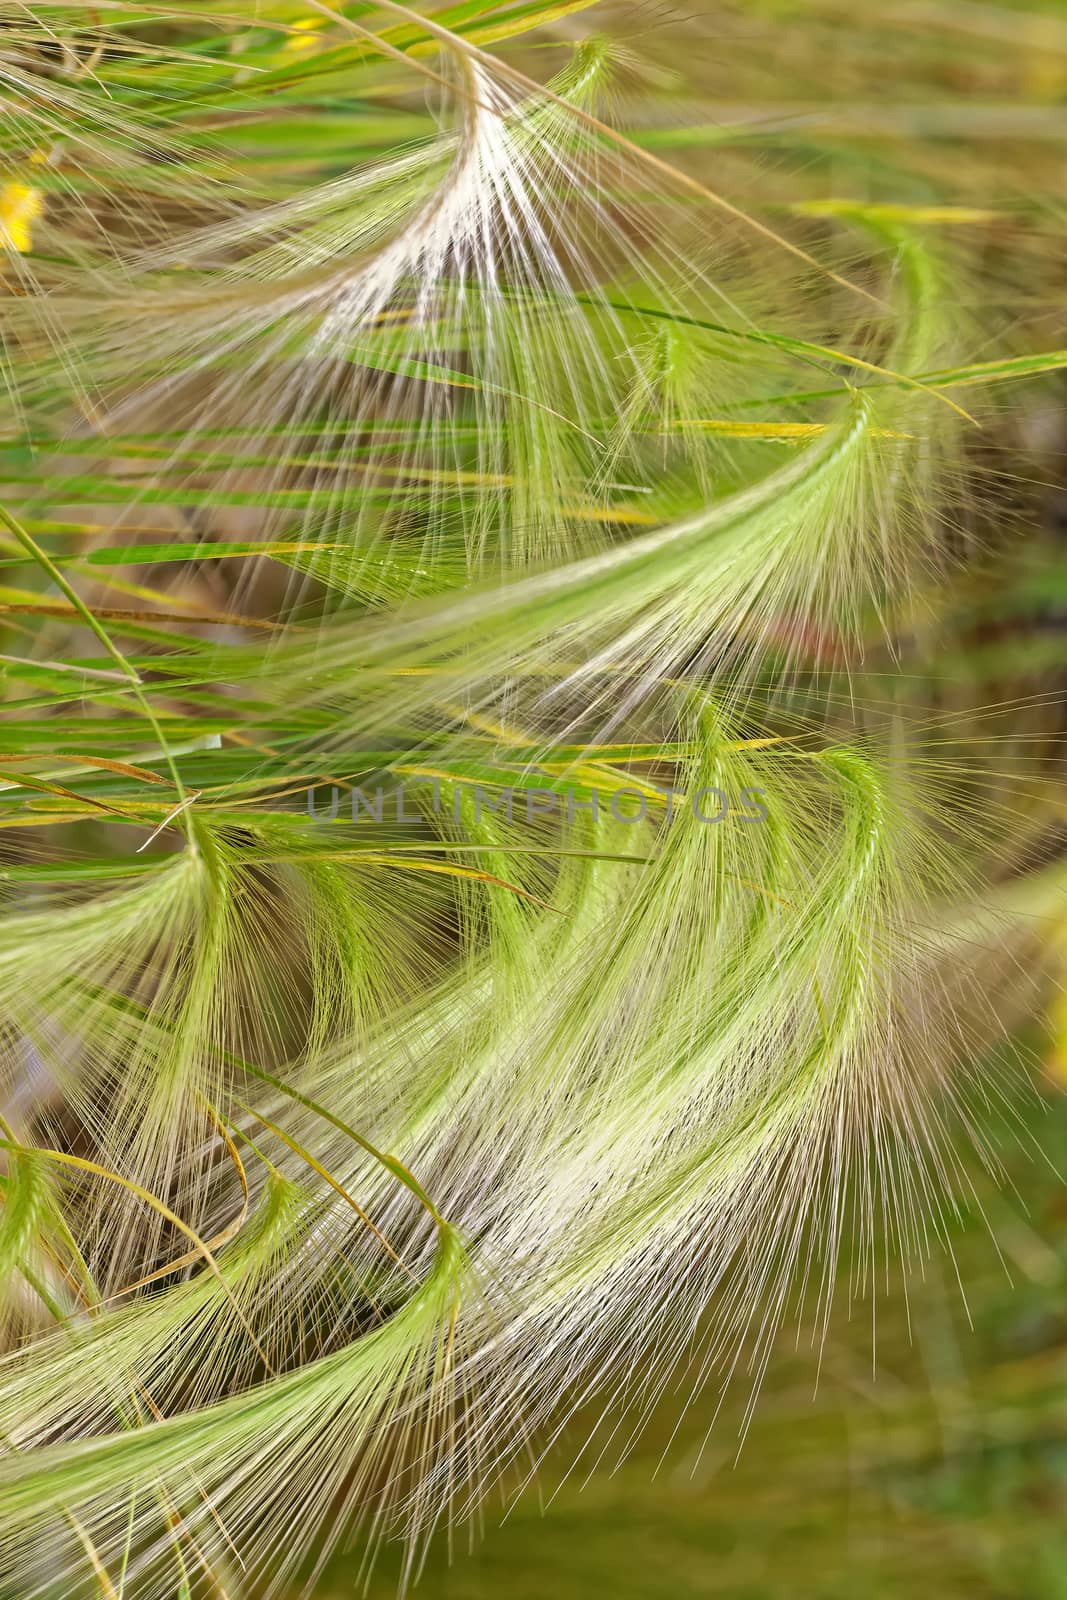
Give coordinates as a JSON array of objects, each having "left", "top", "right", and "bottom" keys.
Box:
[
  {"left": 283, "top": 17, "right": 326, "bottom": 51},
  {"left": 0, "top": 182, "right": 43, "bottom": 254}
]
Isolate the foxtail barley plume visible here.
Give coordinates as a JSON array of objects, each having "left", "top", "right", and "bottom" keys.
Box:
[{"left": 0, "top": 3, "right": 1064, "bottom": 1596}]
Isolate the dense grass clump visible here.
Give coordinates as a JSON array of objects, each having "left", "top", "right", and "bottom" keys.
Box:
[{"left": 0, "top": 4, "right": 1064, "bottom": 1595}]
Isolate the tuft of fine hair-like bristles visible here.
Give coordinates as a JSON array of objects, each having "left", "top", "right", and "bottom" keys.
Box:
[{"left": 0, "top": 3, "right": 1065, "bottom": 1596}]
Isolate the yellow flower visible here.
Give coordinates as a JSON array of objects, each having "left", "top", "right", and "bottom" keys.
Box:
[
  {"left": 283, "top": 17, "right": 326, "bottom": 52},
  {"left": 0, "top": 182, "right": 43, "bottom": 254}
]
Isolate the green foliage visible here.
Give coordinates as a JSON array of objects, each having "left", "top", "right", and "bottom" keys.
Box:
[{"left": 0, "top": 2, "right": 1064, "bottom": 1596}]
